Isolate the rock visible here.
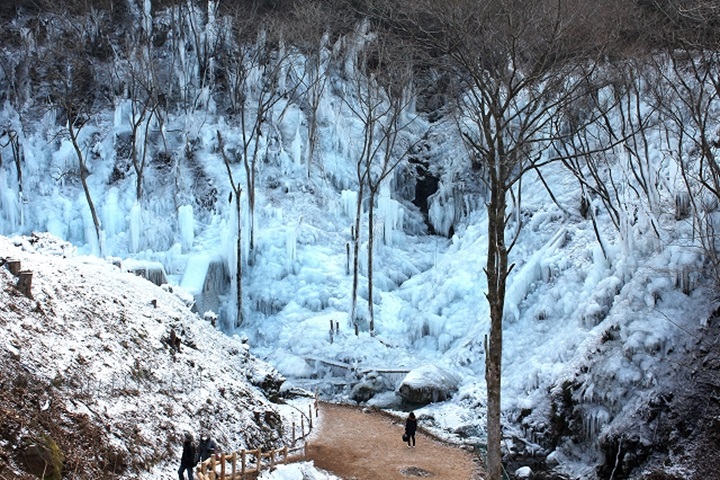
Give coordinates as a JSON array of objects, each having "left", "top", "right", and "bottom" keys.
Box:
[
  {"left": 247, "top": 366, "right": 285, "bottom": 395},
  {"left": 351, "top": 381, "right": 379, "bottom": 402},
  {"left": 516, "top": 466, "right": 533, "bottom": 479},
  {"left": 397, "top": 364, "right": 460, "bottom": 406},
  {"left": 350, "top": 373, "right": 390, "bottom": 403},
  {"left": 20, "top": 435, "right": 64, "bottom": 480}
]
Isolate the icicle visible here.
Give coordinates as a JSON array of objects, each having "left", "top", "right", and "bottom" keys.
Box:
[
  {"left": 129, "top": 202, "right": 142, "bottom": 253},
  {"left": 341, "top": 190, "right": 358, "bottom": 218},
  {"left": 292, "top": 123, "right": 303, "bottom": 166},
  {"left": 142, "top": 0, "right": 152, "bottom": 35},
  {"left": 428, "top": 183, "right": 455, "bottom": 237},
  {"left": 0, "top": 170, "right": 19, "bottom": 233},
  {"left": 178, "top": 204, "right": 195, "bottom": 252},
  {"left": 583, "top": 406, "right": 610, "bottom": 442},
  {"left": 286, "top": 220, "right": 298, "bottom": 272},
  {"left": 101, "top": 188, "right": 120, "bottom": 240},
  {"left": 377, "top": 185, "right": 404, "bottom": 246},
  {"left": 82, "top": 202, "right": 101, "bottom": 256}
]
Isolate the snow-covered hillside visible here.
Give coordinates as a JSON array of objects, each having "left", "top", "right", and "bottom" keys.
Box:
[{"left": 0, "top": 233, "right": 317, "bottom": 479}]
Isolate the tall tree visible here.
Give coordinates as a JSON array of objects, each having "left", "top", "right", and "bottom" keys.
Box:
[
  {"left": 342, "top": 26, "right": 417, "bottom": 335},
  {"left": 214, "top": 5, "right": 306, "bottom": 326},
  {"left": 220, "top": 6, "right": 305, "bottom": 253},
  {"left": 39, "top": 12, "right": 107, "bottom": 254},
  {"left": 217, "top": 130, "right": 245, "bottom": 329},
  {"left": 384, "top": 0, "right": 624, "bottom": 476}
]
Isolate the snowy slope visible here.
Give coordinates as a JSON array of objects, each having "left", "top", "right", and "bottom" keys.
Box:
[{"left": 0, "top": 233, "right": 315, "bottom": 479}]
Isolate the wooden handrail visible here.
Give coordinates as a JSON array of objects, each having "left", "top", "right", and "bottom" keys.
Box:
[
  {"left": 195, "top": 392, "right": 318, "bottom": 480},
  {"left": 195, "top": 445, "right": 304, "bottom": 480}
]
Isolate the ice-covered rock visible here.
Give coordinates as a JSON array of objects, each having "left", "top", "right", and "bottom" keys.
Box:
[
  {"left": 515, "top": 466, "right": 533, "bottom": 478},
  {"left": 397, "top": 364, "right": 460, "bottom": 405}
]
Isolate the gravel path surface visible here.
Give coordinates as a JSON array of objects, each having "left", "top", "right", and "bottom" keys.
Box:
[{"left": 305, "top": 403, "right": 484, "bottom": 480}]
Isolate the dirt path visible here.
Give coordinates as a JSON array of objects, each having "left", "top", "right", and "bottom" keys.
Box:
[{"left": 305, "top": 403, "right": 484, "bottom": 480}]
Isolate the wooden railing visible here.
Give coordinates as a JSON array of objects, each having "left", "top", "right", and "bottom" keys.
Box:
[
  {"left": 195, "top": 394, "right": 319, "bottom": 480},
  {"left": 195, "top": 445, "right": 302, "bottom": 480}
]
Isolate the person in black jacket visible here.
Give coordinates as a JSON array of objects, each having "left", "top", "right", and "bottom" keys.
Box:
[
  {"left": 199, "top": 433, "right": 218, "bottom": 462},
  {"left": 405, "top": 411, "right": 417, "bottom": 448},
  {"left": 178, "top": 432, "right": 197, "bottom": 480}
]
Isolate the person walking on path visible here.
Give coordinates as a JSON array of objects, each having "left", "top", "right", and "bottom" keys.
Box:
[
  {"left": 405, "top": 412, "right": 417, "bottom": 448},
  {"left": 178, "top": 432, "right": 197, "bottom": 480}
]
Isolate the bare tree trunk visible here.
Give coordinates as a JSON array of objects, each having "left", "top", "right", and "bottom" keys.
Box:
[
  {"left": 218, "top": 130, "right": 244, "bottom": 327},
  {"left": 235, "top": 192, "right": 244, "bottom": 328},
  {"left": 68, "top": 121, "right": 102, "bottom": 255},
  {"left": 367, "top": 193, "right": 376, "bottom": 335},
  {"left": 485, "top": 156, "right": 509, "bottom": 480},
  {"left": 350, "top": 182, "right": 365, "bottom": 330}
]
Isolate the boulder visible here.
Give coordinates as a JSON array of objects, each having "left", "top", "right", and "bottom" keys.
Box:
[
  {"left": 350, "top": 372, "right": 391, "bottom": 403},
  {"left": 397, "top": 364, "right": 460, "bottom": 405}
]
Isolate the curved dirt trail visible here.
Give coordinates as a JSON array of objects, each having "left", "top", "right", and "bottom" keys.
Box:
[{"left": 305, "top": 403, "right": 484, "bottom": 480}]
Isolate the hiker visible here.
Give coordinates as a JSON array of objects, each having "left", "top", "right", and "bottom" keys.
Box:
[
  {"left": 405, "top": 411, "right": 417, "bottom": 448},
  {"left": 199, "top": 433, "right": 218, "bottom": 462},
  {"left": 178, "top": 432, "right": 197, "bottom": 480}
]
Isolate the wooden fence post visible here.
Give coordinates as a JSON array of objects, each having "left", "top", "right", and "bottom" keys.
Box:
[
  {"left": 17, "top": 270, "right": 33, "bottom": 298},
  {"left": 6, "top": 258, "right": 20, "bottom": 275},
  {"left": 308, "top": 405, "right": 313, "bottom": 429},
  {"left": 209, "top": 456, "right": 216, "bottom": 480},
  {"left": 283, "top": 446, "right": 289, "bottom": 465},
  {"left": 241, "top": 450, "right": 246, "bottom": 479},
  {"left": 231, "top": 452, "right": 237, "bottom": 479}
]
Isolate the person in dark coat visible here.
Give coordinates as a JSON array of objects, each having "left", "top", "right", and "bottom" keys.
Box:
[
  {"left": 199, "top": 433, "right": 218, "bottom": 462},
  {"left": 178, "top": 432, "right": 197, "bottom": 480},
  {"left": 405, "top": 411, "right": 417, "bottom": 448}
]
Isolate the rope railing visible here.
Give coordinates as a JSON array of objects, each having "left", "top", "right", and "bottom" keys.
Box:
[{"left": 195, "top": 392, "right": 320, "bottom": 480}]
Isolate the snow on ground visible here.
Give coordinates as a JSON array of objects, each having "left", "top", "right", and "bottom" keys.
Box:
[
  {"left": 259, "top": 462, "right": 341, "bottom": 480},
  {"left": 0, "top": 233, "right": 319, "bottom": 478}
]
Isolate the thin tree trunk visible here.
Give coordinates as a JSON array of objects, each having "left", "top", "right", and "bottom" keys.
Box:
[
  {"left": 69, "top": 123, "right": 102, "bottom": 255},
  {"left": 367, "top": 190, "right": 376, "bottom": 336},
  {"left": 9, "top": 131, "right": 23, "bottom": 198},
  {"left": 350, "top": 183, "right": 365, "bottom": 330},
  {"left": 235, "top": 194, "right": 243, "bottom": 327}
]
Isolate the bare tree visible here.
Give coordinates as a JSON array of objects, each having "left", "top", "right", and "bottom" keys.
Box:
[
  {"left": 161, "top": 0, "right": 223, "bottom": 115},
  {"left": 213, "top": 7, "right": 306, "bottom": 326},
  {"left": 217, "top": 130, "right": 245, "bottom": 329},
  {"left": 290, "top": 1, "right": 349, "bottom": 178},
  {"left": 114, "top": 30, "right": 165, "bottom": 202},
  {"left": 37, "top": 13, "right": 105, "bottom": 254},
  {"left": 221, "top": 7, "right": 306, "bottom": 251},
  {"left": 342, "top": 27, "right": 418, "bottom": 335},
  {"left": 650, "top": 47, "right": 720, "bottom": 287},
  {"left": 549, "top": 61, "right": 661, "bottom": 258},
  {"left": 384, "top": 0, "right": 626, "bottom": 476}
]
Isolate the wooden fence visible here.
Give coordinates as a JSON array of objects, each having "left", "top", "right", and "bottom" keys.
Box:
[
  {"left": 195, "top": 445, "right": 301, "bottom": 480},
  {"left": 195, "top": 395, "right": 319, "bottom": 480}
]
